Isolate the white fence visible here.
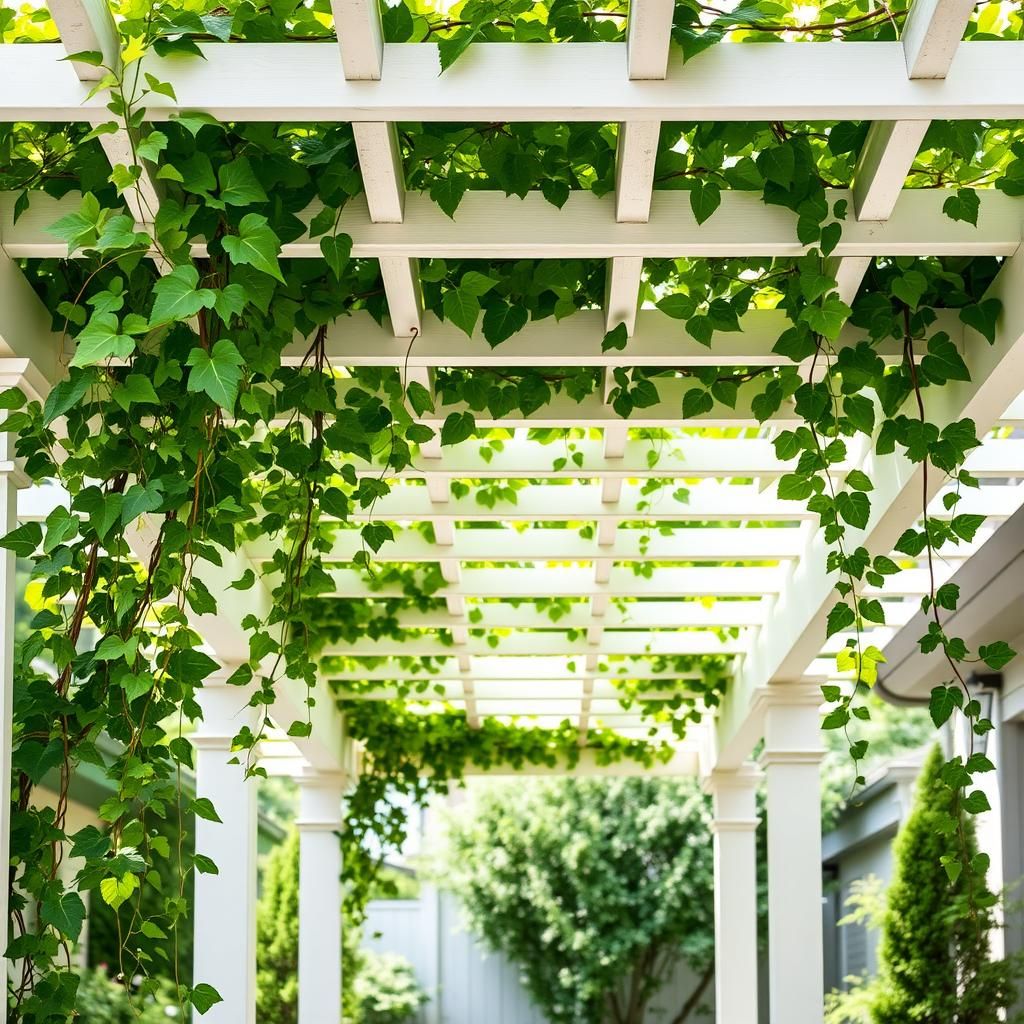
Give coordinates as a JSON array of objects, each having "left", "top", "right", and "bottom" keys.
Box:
[{"left": 362, "top": 889, "right": 717, "bottom": 1024}]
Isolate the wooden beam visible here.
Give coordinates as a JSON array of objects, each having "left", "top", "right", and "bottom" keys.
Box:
[
  {"left": 6, "top": 189, "right": 1021, "bottom": 260},
  {"left": 5, "top": 41, "right": 1024, "bottom": 122}
]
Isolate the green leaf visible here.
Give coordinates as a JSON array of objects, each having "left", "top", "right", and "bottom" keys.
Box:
[
  {"left": 689, "top": 180, "right": 721, "bottom": 225},
  {"left": 978, "top": 641, "right": 1016, "bottom": 670},
  {"left": 826, "top": 602, "right": 856, "bottom": 638},
  {"left": 800, "top": 297, "right": 852, "bottom": 341},
  {"left": 845, "top": 469, "right": 874, "bottom": 492},
  {"left": 921, "top": 335, "right": 970, "bottom": 385},
  {"left": 460, "top": 271, "right": 498, "bottom": 297},
  {"left": 190, "top": 984, "right": 223, "bottom": 1015},
  {"left": 482, "top": 302, "right": 528, "bottom": 347},
  {"left": 113, "top": 373, "right": 160, "bottom": 411},
  {"left": 119, "top": 672, "right": 155, "bottom": 703},
  {"left": 40, "top": 891, "right": 86, "bottom": 941},
  {"left": 186, "top": 339, "right": 245, "bottom": 411},
  {"left": 221, "top": 214, "right": 284, "bottom": 283},
  {"left": 960, "top": 298, "right": 1001, "bottom": 345},
  {"left": 430, "top": 173, "right": 468, "bottom": 218},
  {"left": 442, "top": 288, "right": 480, "bottom": 338},
  {"left": 70, "top": 313, "right": 135, "bottom": 367},
  {"left": 218, "top": 156, "right": 268, "bottom": 206},
  {"left": 320, "top": 233, "right": 352, "bottom": 280},
  {"left": 835, "top": 490, "right": 870, "bottom": 529},
  {"left": 942, "top": 188, "right": 980, "bottom": 226},
  {"left": 361, "top": 521, "right": 394, "bottom": 552},
  {"left": 602, "top": 323, "right": 628, "bottom": 353},
  {"left": 150, "top": 265, "right": 216, "bottom": 323},
  {"left": 191, "top": 797, "right": 222, "bottom": 823},
  {"left": 440, "top": 411, "right": 475, "bottom": 446},
  {"left": 681, "top": 388, "right": 713, "bottom": 420},
  {"left": 929, "top": 685, "right": 963, "bottom": 727},
  {"left": 438, "top": 26, "right": 484, "bottom": 73},
  {"left": 756, "top": 144, "right": 795, "bottom": 187},
  {"left": 0, "top": 522, "right": 41, "bottom": 557},
  {"left": 407, "top": 380, "right": 435, "bottom": 417},
  {"left": 962, "top": 789, "right": 991, "bottom": 814},
  {"left": 100, "top": 873, "right": 139, "bottom": 910}
]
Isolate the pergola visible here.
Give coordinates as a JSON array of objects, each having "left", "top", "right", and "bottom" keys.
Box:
[{"left": 2, "top": 0, "right": 1024, "bottom": 1020}]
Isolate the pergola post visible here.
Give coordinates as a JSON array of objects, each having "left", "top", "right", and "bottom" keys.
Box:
[
  {"left": 0, "top": 432, "right": 19, "bottom": 1009},
  {"left": 759, "top": 687, "right": 825, "bottom": 1024},
  {"left": 190, "top": 668, "right": 261, "bottom": 1024},
  {"left": 705, "top": 764, "right": 762, "bottom": 1024},
  {"left": 296, "top": 770, "right": 346, "bottom": 1024},
  {"left": 0, "top": 361, "right": 44, "bottom": 1007}
]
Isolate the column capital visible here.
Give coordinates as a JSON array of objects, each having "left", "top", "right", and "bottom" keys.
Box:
[
  {"left": 0, "top": 357, "right": 52, "bottom": 406},
  {"left": 705, "top": 762, "right": 762, "bottom": 827},
  {"left": 192, "top": 663, "right": 261, "bottom": 748},
  {"left": 296, "top": 769, "right": 346, "bottom": 832},
  {"left": 754, "top": 683, "right": 825, "bottom": 763},
  {"left": 702, "top": 762, "right": 763, "bottom": 795}
]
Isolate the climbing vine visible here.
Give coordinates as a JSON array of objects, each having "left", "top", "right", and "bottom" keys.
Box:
[{"left": 1, "top": 0, "right": 1023, "bottom": 1019}]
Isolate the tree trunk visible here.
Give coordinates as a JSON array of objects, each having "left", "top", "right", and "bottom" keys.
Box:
[{"left": 667, "top": 961, "right": 715, "bottom": 1024}]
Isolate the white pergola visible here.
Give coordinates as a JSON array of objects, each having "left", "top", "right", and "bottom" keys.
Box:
[{"left": 2, "top": 0, "right": 1024, "bottom": 1020}]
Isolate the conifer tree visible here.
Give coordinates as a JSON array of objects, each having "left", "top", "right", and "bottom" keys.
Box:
[{"left": 871, "top": 744, "right": 1020, "bottom": 1024}]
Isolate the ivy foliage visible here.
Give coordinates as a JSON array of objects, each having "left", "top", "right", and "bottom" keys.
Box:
[{"left": 0, "top": 0, "right": 1022, "bottom": 1019}]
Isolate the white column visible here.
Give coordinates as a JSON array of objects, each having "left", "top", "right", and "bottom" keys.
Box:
[
  {"left": 705, "top": 764, "right": 761, "bottom": 1024},
  {"left": 0, "top": 359, "right": 42, "bottom": 1009},
  {"left": 0, "top": 430, "right": 20, "bottom": 1005},
  {"left": 297, "top": 770, "right": 345, "bottom": 1024},
  {"left": 759, "top": 688, "right": 825, "bottom": 1024},
  {"left": 191, "top": 671, "right": 260, "bottom": 1024}
]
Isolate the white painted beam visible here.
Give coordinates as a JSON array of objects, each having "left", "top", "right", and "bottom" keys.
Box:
[
  {"left": 353, "top": 122, "right": 406, "bottom": 223},
  {"left": 604, "top": 256, "right": 644, "bottom": 332},
  {"left": 245, "top": 434, "right": 1024, "bottom": 485},
  {"left": 287, "top": 307, "right": 917, "bottom": 369},
  {"left": 332, "top": 0, "right": 383, "bottom": 80},
  {"left": 329, "top": 660, "right": 706, "bottom": 682},
  {"left": 455, "top": 747, "right": 700, "bottom": 776},
  {"left": 337, "top": 680, "right": 694, "bottom": 701},
  {"left": 5, "top": 189, "right": 1022, "bottom": 260},
  {"left": 304, "top": 478, "right": 1021, "bottom": 524},
  {"left": 321, "top": 598, "right": 843, "bottom": 632},
  {"left": 379, "top": 257, "right": 422, "bottom": 337},
  {"left": 323, "top": 565, "right": 940, "bottom": 600},
  {"left": 852, "top": 120, "right": 930, "bottom": 221},
  {"left": 325, "top": 632, "right": 742, "bottom": 658},
  {"left": 250, "top": 525, "right": 806, "bottom": 563},
  {"left": 853, "top": 0, "right": 975, "bottom": 220},
  {"left": 902, "top": 0, "right": 977, "bottom": 78},
  {"left": 5, "top": 41, "right": 1024, "bottom": 122},
  {"left": 46, "top": 0, "right": 162, "bottom": 224},
  {"left": 0, "top": 250, "right": 63, "bottom": 387}
]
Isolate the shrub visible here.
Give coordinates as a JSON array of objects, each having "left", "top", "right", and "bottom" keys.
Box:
[
  {"left": 827, "top": 745, "right": 1022, "bottom": 1024},
  {"left": 351, "top": 951, "right": 427, "bottom": 1024},
  {"left": 438, "top": 777, "right": 728, "bottom": 1024},
  {"left": 73, "top": 968, "right": 179, "bottom": 1023}
]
